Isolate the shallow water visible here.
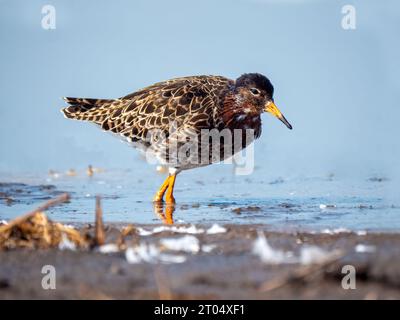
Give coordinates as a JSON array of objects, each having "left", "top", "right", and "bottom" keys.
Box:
[{"left": 0, "top": 167, "right": 399, "bottom": 232}]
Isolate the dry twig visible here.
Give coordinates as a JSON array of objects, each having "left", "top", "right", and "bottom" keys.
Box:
[{"left": 94, "top": 195, "right": 105, "bottom": 246}]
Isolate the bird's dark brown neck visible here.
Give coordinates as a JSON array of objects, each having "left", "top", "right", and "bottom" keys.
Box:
[{"left": 220, "top": 94, "right": 262, "bottom": 139}]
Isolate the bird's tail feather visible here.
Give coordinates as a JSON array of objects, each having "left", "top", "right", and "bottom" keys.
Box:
[{"left": 61, "top": 97, "right": 114, "bottom": 122}]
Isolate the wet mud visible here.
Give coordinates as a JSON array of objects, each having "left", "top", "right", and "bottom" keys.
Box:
[
  {"left": 1, "top": 174, "right": 399, "bottom": 299},
  {"left": 1, "top": 222, "right": 400, "bottom": 299}
]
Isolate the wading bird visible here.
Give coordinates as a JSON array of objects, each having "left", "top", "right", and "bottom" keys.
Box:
[{"left": 62, "top": 73, "right": 292, "bottom": 204}]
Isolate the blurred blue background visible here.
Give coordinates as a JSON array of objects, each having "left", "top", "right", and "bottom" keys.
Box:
[{"left": 0, "top": 0, "right": 399, "bottom": 180}]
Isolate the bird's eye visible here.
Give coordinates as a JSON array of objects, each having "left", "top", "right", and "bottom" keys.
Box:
[{"left": 250, "top": 88, "right": 260, "bottom": 95}]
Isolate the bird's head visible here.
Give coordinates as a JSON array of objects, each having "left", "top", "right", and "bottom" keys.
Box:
[{"left": 234, "top": 73, "right": 292, "bottom": 130}]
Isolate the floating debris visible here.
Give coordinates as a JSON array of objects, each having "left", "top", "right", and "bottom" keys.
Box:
[
  {"left": 319, "top": 204, "right": 337, "bottom": 209},
  {"left": 327, "top": 173, "right": 335, "bottom": 181},
  {"left": 48, "top": 170, "right": 61, "bottom": 179},
  {"left": 358, "top": 204, "right": 373, "bottom": 209},
  {"left": 87, "top": 165, "right": 94, "bottom": 177},
  {"left": 66, "top": 169, "right": 77, "bottom": 177},
  {"left": 232, "top": 206, "right": 261, "bottom": 214},
  {"left": 3, "top": 197, "right": 14, "bottom": 206},
  {"left": 279, "top": 202, "right": 297, "bottom": 209},
  {"left": 368, "top": 177, "right": 388, "bottom": 183},
  {"left": 86, "top": 165, "right": 104, "bottom": 176},
  {"left": 269, "top": 177, "right": 284, "bottom": 185}
]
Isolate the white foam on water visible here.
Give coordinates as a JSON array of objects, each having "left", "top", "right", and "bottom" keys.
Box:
[
  {"left": 0, "top": 220, "right": 8, "bottom": 225},
  {"left": 319, "top": 204, "right": 337, "bottom": 209},
  {"left": 156, "top": 225, "right": 205, "bottom": 234},
  {"left": 206, "top": 224, "right": 227, "bottom": 234},
  {"left": 356, "top": 230, "right": 367, "bottom": 236},
  {"left": 321, "top": 227, "right": 351, "bottom": 234},
  {"left": 160, "top": 235, "right": 200, "bottom": 253},
  {"left": 202, "top": 244, "right": 217, "bottom": 253},
  {"left": 253, "top": 232, "right": 337, "bottom": 265},
  {"left": 125, "top": 244, "right": 159, "bottom": 264},
  {"left": 98, "top": 243, "right": 120, "bottom": 254},
  {"left": 125, "top": 243, "right": 186, "bottom": 264},
  {"left": 138, "top": 225, "right": 205, "bottom": 236},
  {"left": 299, "top": 246, "right": 332, "bottom": 265},
  {"left": 252, "top": 232, "right": 295, "bottom": 264},
  {"left": 137, "top": 227, "right": 153, "bottom": 236},
  {"left": 355, "top": 244, "right": 376, "bottom": 253}
]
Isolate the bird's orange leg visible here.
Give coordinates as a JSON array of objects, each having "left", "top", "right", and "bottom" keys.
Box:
[
  {"left": 165, "top": 174, "right": 177, "bottom": 204},
  {"left": 153, "top": 175, "right": 171, "bottom": 203}
]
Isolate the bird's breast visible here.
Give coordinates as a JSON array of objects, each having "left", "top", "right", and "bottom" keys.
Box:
[
  {"left": 220, "top": 96, "right": 262, "bottom": 139},
  {"left": 223, "top": 111, "right": 262, "bottom": 139}
]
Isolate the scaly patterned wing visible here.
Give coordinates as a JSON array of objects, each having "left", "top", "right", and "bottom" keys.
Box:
[{"left": 61, "top": 75, "right": 233, "bottom": 144}]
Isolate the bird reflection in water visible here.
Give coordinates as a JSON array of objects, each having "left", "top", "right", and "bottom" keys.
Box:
[{"left": 153, "top": 202, "right": 175, "bottom": 225}]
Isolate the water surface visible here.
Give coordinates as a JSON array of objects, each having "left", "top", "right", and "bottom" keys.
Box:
[{"left": 1, "top": 167, "right": 398, "bottom": 232}]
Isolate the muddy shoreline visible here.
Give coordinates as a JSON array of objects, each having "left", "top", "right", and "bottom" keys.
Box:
[{"left": 1, "top": 223, "right": 400, "bottom": 299}]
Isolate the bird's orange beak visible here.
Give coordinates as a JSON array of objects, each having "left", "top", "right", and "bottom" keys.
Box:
[{"left": 264, "top": 101, "right": 292, "bottom": 130}]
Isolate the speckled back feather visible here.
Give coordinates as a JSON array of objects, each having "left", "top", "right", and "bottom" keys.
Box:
[{"left": 62, "top": 75, "right": 233, "bottom": 143}]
